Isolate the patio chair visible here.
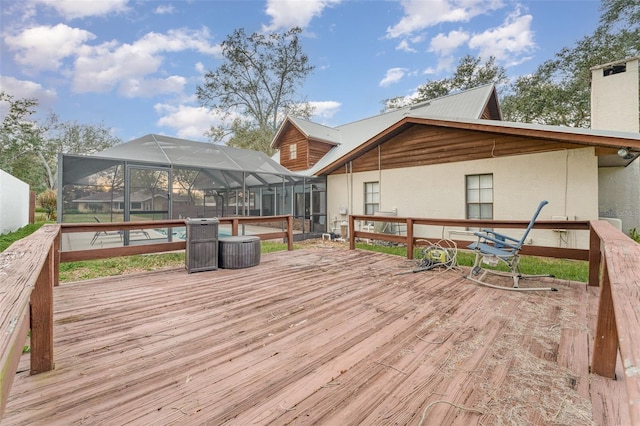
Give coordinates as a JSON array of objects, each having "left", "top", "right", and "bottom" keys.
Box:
[
  {"left": 90, "top": 216, "right": 150, "bottom": 245},
  {"left": 90, "top": 216, "right": 119, "bottom": 245},
  {"left": 465, "top": 200, "right": 557, "bottom": 291}
]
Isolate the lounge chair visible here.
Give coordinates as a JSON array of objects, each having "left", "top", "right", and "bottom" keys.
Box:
[
  {"left": 90, "top": 216, "right": 150, "bottom": 246},
  {"left": 465, "top": 200, "right": 557, "bottom": 291}
]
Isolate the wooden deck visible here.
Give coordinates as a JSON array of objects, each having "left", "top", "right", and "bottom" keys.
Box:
[{"left": 3, "top": 246, "right": 629, "bottom": 425}]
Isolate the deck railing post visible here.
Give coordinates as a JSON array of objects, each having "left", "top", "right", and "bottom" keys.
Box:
[
  {"left": 349, "top": 215, "right": 355, "bottom": 250},
  {"left": 231, "top": 219, "right": 239, "bottom": 236},
  {"left": 53, "top": 229, "right": 61, "bottom": 287},
  {"left": 588, "top": 223, "right": 601, "bottom": 287},
  {"left": 591, "top": 258, "right": 618, "bottom": 378},
  {"left": 29, "top": 243, "right": 55, "bottom": 375},
  {"left": 406, "top": 218, "right": 414, "bottom": 260},
  {"left": 287, "top": 215, "right": 294, "bottom": 251}
]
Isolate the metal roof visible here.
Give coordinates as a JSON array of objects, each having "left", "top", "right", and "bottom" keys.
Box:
[
  {"left": 292, "top": 84, "right": 498, "bottom": 176},
  {"left": 62, "top": 134, "right": 304, "bottom": 189}
]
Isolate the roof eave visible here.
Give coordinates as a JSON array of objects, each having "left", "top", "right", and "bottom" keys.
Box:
[{"left": 314, "top": 116, "right": 640, "bottom": 175}]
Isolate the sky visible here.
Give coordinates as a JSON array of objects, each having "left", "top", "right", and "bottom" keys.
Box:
[{"left": 0, "top": 0, "right": 603, "bottom": 143}]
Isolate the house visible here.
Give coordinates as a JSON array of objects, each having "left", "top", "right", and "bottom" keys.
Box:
[
  {"left": 73, "top": 190, "right": 172, "bottom": 214},
  {"left": 271, "top": 67, "right": 640, "bottom": 249}
]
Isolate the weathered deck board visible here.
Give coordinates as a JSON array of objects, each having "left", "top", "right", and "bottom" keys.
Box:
[{"left": 3, "top": 247, "right": 628, "bottom": 425}]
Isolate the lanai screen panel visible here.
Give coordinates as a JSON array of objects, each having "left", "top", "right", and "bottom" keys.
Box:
[{"left": 58, "top": 134, "right": 306, "bottom": 223}]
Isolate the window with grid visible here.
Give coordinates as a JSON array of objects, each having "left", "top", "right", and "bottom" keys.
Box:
[
  {"left": 289, "top": 143, "right": 297, "bottom": 160},
  {"left": 466, "top": 174, "right": 493, "bottom": 219},
  {"left": 364, "top": 182, "right": 380, "bottom": 215}
]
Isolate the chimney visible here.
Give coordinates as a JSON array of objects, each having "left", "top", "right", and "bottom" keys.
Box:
[{"left": 590, "top": 57, "right": 639, "bottom": 133}]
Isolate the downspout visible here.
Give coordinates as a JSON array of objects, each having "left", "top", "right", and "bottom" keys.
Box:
[
  {"left": 345, "top": 163, "right": 349, "bottom": 216},
  {"left": 378, "top": 145, "right": 382, "bottom": 209},
  {"left": 349, "top": 161, "right": 353, "bottom": 217}
]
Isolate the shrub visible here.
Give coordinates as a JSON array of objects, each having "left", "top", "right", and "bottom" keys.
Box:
[{"left": 37, "top": 189, "right": 57, "bottom": 221}]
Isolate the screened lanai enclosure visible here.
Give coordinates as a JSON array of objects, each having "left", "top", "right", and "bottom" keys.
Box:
[{"left": 57, "top": 134, "right": 327, "bottom": 241}]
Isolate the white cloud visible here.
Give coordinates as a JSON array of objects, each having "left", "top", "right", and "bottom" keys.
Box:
[
  {"left": 396, "top": 39, "right": 416, "bottom": 53},
  {"left": 0, "top": 75, "right": 57, "bottom": 120},
  {"left": 4, "top": 23, "right": 95, "bottom": 72},
  {"left": 429, "top": 29, "right": 470, "bottom": 56},
  {"left": 386, "top": 0, "right": 503, "bottom": 38},
  {"left": 423, "top": 55, "right": 456, "bottom": 75},
  {"left": 31, "top": 0, "right": 130, "bottom": 19},
  {"left": 154, "top": 5, "right": 175, "bottom": 15},
  {"left": 155, "top": 103, "right": 227, "bottom": 140},
  {"left": 468, "top": 10, "right": 535, "bottom": 66},
  {"left": 262, "top": 0, "right": 341, "bottom": 31},
  {"left": 118, "top": 75, "right": 186, "bottom": 98},
  {"left": 379, "top": 67, "right": 408, "bottom": 87},
  {"left": 73, "top": 28, "right": 220, "bottom": 95},
  {"left": 309, "top": 101, "right": 341, "bottom": 120}
]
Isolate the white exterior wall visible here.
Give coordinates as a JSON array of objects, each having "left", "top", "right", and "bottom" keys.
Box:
[
  {"left": 0, "top": 170, "right": 30, "bottom": 234},
  {"left": 599, "top": 163, "right": 640, "bottom": 233},
  {"left": 328, "top": 147, "right": 598, "bottom": 249},
  {"left": 591, "top": 58, "right": 640, "bottom": 235}
]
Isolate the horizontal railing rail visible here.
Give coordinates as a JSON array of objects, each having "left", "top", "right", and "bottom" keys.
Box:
[
  {"left": 60, "top": 215, "right": 294, "bottom": 263},
  {"left": 348, "top": 214, "right": 590, "bottom": 260},
  {"left": 589, "top": 220, "right": 640, "bottom": 425},
  {"left": 0, "top": 224, "right": 59, "bottom": 416}
]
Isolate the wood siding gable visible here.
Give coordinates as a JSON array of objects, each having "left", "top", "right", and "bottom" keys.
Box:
[
  {"left": 329, "top": 124, "right": 581, "bottom": 174},
  {"left": 278, "top": 124, "right": 336, "bottom": 171}
]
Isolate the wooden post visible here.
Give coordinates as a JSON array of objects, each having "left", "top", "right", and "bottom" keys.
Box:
[
  {"left": 588, "top": 224, "right": 601, "bottom": 287},
  {"left": 406, "top": 218, "right": 414, "bottom": 260},
  {"left": 287, "top": 215, "right": 294, "bottom": 251},
  {"left": 29, "top": 245, "right": 55, "bottom": 374},
  {"left": 53, "top": 229, "right": 60, "bottom": 287},
  {"left": 29, "top": 191, "right": 36, "bottom": 224},
  {"left": 591, "top": 259, "right": 618, "bottom": 378},
  {"left": 231, "top": 219, "right": 239, "bottom": 236},
  {"left": 349, "top": 215, "right": 355, "bottom": 250}
]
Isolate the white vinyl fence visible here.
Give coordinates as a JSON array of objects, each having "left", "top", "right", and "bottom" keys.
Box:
[{"left": 0, "top": 170, "right": 30, "bottom": 234}]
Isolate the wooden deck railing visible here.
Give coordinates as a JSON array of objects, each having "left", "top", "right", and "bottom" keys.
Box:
[
  {"left": 1, "top": 216, "right": 638, "bottom": 423},
  {"left": 60, "top": 215, "right": 294, "bottom": 263},
  {"left": 0, "top": 224, "right": 60, "bottom": 416},
  {"left": 349, "top": 214, "right": 591, "bottom": 261},
  {"left": 589, "top": 220, "right": 640, "bottom": 425}
]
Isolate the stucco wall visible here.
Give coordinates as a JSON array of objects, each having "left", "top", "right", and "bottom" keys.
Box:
[
  {"left": 591, "top": 59, "right": 639, "bottom": 133},
  {"left": 598, "top": 161, "right": 640, "bottom": 233},
  {"left": 0, "top": 170, "right": 30, "bottom": 234},
  {"left": 327, "top": 147, "right": 598, "bottom": 249}
]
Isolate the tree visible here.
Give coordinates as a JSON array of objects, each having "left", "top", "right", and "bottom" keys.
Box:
[
  {"left": 196, "top": 27, "right": 314, "bottom": 154},
  {"left": 0, "top": 92, "right": 121, "bottom": 192},
  {"left": 383, "top": 55, "right": 508, "bottom": 110},
  {"left": 501, "top": 1, "right": 640, "bottom": 126},
  {"left": 0, "top": 92, "right": 43, "bottom": 174}
]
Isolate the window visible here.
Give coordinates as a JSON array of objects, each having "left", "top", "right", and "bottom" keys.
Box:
[
  {"left": 131, "top": 202, "right": 142, "bottom": 210},
  {"left": 364, "top": 182, "right": 379, "bottom": 215},
  {"left": 289, "top": 143, "right": 297, "bottom": 160},
  {"left": 466, "top": 174, "right": 493, "bottom": 219}
]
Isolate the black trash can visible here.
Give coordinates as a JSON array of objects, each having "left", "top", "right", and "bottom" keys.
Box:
[{"left": 185, "top": 218, "right": 219, "bottom": 273}]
